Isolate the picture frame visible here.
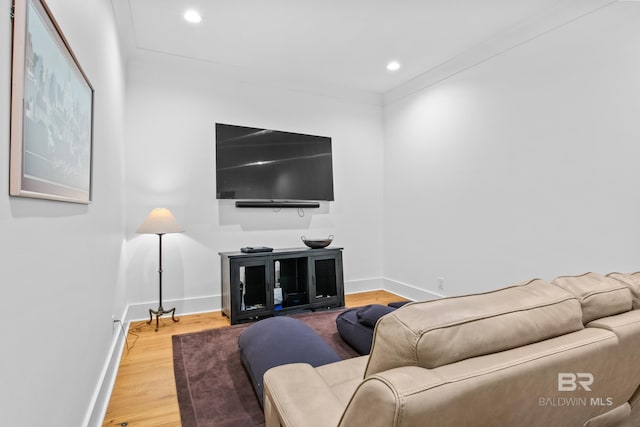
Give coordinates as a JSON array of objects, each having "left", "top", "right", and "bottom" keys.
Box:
[{"left": 10, "top": 0, "right": 94, "bottom": 204}]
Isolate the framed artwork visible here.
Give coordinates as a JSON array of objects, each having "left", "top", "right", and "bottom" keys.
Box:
[{"left": 10, "top": 0, "right": 94, "bottom": 203}]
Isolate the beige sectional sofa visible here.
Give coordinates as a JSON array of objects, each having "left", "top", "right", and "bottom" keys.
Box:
[{"left": 263, "top": 272, "right": 640, "bottom": 427}]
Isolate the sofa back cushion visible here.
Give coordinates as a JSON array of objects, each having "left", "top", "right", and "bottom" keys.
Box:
[
  {"left": 607, "top": 272, "right": 640, "bottom": 309},
  {"left": 551, "top": 272, "right": 632, "bottom": 323},
  {"left": 364, "top": 279, "right": 583, "bottom": 377}
]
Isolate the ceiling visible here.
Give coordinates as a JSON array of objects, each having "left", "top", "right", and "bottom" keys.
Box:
[{"left": 112, "top": 0, "right": 616, "bottom": 95}]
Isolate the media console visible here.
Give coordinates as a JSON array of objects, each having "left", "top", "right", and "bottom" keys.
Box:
[{"left": 219, "top": 247, "right": 344, "bottom": 324}]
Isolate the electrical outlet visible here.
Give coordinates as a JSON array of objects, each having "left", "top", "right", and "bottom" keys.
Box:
[{"left": 437, "top": 277, "right": 445, "bottom": 291}]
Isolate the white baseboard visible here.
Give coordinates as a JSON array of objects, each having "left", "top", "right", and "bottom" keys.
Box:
[
  {"left": 83, "top": 310, "right": 129, "bottom": 427},
  {"left": 344, "top": 277, "right": 385, "bottom": 294},
  {"left": 125, "top": 294, "right": 222, "bottom": 322},
  {"left": 382, "top": 278, "right": 444, "bottom": 301}
]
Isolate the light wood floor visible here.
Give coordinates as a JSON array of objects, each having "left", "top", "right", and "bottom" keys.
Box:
[{"left": 102, "top": 290, "right": 405, "bottom": 427}]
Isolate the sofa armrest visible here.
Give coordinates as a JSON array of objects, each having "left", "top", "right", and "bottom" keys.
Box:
[{"left": 263, "top": 363, "right": 344, "bottom": 427}]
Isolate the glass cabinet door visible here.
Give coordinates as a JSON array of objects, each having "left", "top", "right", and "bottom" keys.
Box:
[
  {"left": 235, "top": 260, "right": 271, "bottom": 316},
  {"left": 313, "top": 257, "right": 337, "bottom": 298},
  {"left": 310, "top": 254, "right": 343, "bottom": 308},
  {"left": 273, "top": 257, "right": 309, "bottom": 310}
]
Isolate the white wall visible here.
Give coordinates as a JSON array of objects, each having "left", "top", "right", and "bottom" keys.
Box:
[
  {"left": 0, "top": 0, "right": 127, "bottom": 425},
  {"left": 383, "top": 2, "right": 640, "bottom": 297},
  {"left": 124, "top": 54, "right": 385, "bottom": 316},
  {"left": 4, "top": 1, "right": 639, "bottom": 423}
]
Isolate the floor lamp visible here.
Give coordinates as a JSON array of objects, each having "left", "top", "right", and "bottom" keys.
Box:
[{"left": 137, "top": 208, "right": 184, "bottom": 331}]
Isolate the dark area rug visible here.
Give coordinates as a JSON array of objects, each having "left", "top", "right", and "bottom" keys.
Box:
[{"left": 172, "top": 309, "right": 359, "bottom": 427}]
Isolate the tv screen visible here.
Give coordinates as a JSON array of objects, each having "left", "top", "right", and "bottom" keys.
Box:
[{"left": 215, "top": 123, "right": 334, "bottom": 201}]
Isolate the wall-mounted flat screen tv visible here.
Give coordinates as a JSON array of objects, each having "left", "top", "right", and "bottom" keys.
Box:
[{"left": 215, "top": 123, "right": 334, "bottom": 201}]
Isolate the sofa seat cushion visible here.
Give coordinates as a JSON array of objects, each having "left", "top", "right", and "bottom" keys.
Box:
[
  {"left": 607, "top": 272, "right": 640, "bottom": 309},
  {"left": 263, "top": 363, "right": 345, "bottom": 427},
  {"left": 365, "top": 279, "right": 583, "bottom": 376},
  {"left": 238, "top": 316, "right": 341, "bottom": 406},
  {"left": 552, "top": 272, "right": 632, "bottom": 323},
  {"left": 586, "top": 309, "right": 640, "bottom": 368},
  {"left": 315, "top": 356, "right": 368, "bottom": 405}
]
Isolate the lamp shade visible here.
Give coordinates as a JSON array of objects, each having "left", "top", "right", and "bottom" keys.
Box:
[{"left": 137, "top": 208, "right": 184, "bottom": 234}]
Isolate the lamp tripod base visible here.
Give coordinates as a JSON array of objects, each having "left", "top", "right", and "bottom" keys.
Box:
[{"left": 148, "top": 306, "right": 179, "bottom": 331}]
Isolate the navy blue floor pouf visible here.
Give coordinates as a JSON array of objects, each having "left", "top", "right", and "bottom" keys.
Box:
[
  {"left": 336, "top": 305, "right": 394, "bottom": 355},
  {"left": 238, "top": 316, "right": 341, "bottom": 406},
  {"left": 336, "top": 302, "right": 409, "bottom": 355}
]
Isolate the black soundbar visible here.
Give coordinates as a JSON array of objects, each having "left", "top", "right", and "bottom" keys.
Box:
[{"left": 235, "top": 200, "right": 321, "bottom": 208}]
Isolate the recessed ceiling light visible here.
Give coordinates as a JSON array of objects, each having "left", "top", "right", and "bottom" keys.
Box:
[
  {"left": 184, "top": 9, "right": 202, "bottom": 23},
  {"left": 386, "top": 61, "right": 401, "bottom": 71}
]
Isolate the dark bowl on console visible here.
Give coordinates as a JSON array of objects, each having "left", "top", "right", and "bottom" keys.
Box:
[{"left": 301, "top": 235, "right": 333, "bottom": 249}]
